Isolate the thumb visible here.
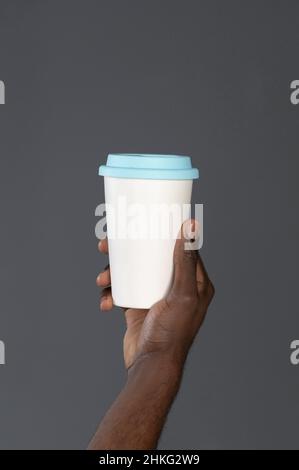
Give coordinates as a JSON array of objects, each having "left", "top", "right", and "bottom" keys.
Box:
[{"left": 170, "top": 219, "right": 199, "bottom": 297}]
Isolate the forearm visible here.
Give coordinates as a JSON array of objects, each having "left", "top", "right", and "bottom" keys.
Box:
[{"left": 88, "top": 353, "right": 184, "bottom": 450}]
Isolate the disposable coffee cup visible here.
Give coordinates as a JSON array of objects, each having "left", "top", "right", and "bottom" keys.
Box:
[{"left": 99, "top": 154, "right": 199, "bottom": 309}]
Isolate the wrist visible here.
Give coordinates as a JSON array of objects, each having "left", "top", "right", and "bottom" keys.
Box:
[{"left": 127, "top": 350, "right": 184, "bottom": 389}]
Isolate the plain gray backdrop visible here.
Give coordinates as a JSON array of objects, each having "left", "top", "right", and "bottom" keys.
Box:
[{"left": 0, "top": 0, "right": 299, "bottom": 449}]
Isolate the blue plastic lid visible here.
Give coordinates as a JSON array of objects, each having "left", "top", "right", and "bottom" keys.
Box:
[{"left": 98, "top": 154, "right": 199, "bottom": 180}]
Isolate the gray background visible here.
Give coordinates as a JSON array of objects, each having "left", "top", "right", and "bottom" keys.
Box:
[{"left": 0, "top": 0, "right": 298, "bottom": 449}]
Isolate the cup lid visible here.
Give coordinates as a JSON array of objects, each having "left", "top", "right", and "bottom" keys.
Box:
[{"left": 98, "top": 153, "right": 199, "bottom": 180}]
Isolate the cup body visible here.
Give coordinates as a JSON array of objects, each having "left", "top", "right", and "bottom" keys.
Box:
[{"left": 104, "top": 176, "right": 193, "bottom": 308}]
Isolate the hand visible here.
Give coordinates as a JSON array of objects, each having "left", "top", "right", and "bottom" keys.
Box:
[
  {"left": 96, "top": 219, "right": 214, "bottom": 371},
  {"left": 91, "top": 219, "right": 214, "bottom": 450}
]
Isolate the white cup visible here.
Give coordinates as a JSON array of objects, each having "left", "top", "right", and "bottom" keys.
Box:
[{"left": 99, "top": 154, "right": 199, "bottom": 309}]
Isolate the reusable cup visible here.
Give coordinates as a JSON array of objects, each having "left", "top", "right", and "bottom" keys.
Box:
[{"left": 99, "top": 154, "right": 199, "bottom": 309}]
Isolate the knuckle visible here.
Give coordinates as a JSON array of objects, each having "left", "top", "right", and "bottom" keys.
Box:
[
  {"left": 209, "top": 281, "right": 215, "bottom": 297},
  {"left": 205, "top": 280, "right": 215, "bottom": 300},
  {"left": 172, "top": 291, "right": 198, "bottom": 309},
  {"left": 198, "top": 277, "right": 214, "bottom": 298},
  {"left": 184, "top": 249, "right": 198, "bottom": 262}
]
